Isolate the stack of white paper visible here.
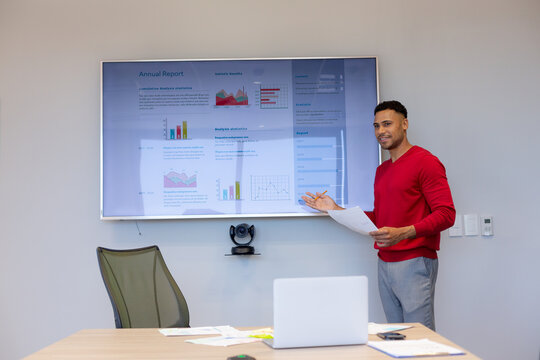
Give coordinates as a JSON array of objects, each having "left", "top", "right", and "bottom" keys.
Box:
[
  {"left": 368, "top": 338, "right": 465, "bottom": 357},
  {"left": 159, "top": 326, "right": 272, "bottom": 347},
  {"left": 159, "top": 326, "right": 236, "bottom": 337}
]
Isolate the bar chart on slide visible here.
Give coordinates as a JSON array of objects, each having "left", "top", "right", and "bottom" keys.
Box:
[
  {"left": 251, "top": 175, "right": 290, "bottom": 201},
  {"left": 216, "top": 178, "right": 242, "bottom": 201},
  {"left": 163, "top": 118, "right": 188, "bottom": 140},
  {"left": 259, "top": 84, "right": 288, "bottom": 109}
]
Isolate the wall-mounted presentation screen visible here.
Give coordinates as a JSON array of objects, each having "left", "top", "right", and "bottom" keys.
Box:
[{"left": 101, "top": 57, "right": 379, "bottom": 219}]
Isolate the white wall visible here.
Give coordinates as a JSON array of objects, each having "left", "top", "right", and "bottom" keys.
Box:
[{"left": 1, "top": 0, "right": 539, "bottom": 359}]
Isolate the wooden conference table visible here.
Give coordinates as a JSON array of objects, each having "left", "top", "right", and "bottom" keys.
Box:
[{"left": 25, "top": 323, "right": 480, "bottom": 359}]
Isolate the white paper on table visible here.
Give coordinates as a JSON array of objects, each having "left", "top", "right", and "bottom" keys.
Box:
[
  {"left": 368, "top": 322, "right": 412, "bottom": 335},
  {"left": 159, "top": 325, "right": 236, "bottom": 336},
  {"left": 368, "top": 338, "right": 465, "bottom": 357},
  {"left": 327, "top": 206, "right": 377, "bottom": 235},
  {"left": 182, "top": 327, "right": 272, "bottom": 347},
  {"left": 185, "top": 336, "right": 261, "bottom": 347}
]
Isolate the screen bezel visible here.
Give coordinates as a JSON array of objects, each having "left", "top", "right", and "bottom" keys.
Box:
[{"left": 100, "top": 56, "right": 381, "bottom": 220}]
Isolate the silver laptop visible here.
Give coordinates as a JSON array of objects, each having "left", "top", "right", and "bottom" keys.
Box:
[{"left": 264, "top": 275, "right": 368, "bottom": 349}]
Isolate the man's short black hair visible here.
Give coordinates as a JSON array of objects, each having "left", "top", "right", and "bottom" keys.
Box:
[{"left": 374, "top": 100, "right": 408, "bottom": 118}]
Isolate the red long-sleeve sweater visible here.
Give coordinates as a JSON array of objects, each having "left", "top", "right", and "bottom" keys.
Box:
[{"left": 365, "top": 146, "right": 455, "bottom": 262}]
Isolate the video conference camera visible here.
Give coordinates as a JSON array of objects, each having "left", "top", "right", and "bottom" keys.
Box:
[{"left": 229, "top": 223, "right": 255, "bottom": 255}]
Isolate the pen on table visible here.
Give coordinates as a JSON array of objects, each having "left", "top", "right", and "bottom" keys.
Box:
[{"left": 314, "top": 190, "right": 327, "bottom": 200}]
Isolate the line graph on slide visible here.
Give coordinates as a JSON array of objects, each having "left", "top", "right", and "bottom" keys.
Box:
[{"left": 251, "top": 175, "right": 290, "bottom": 201}]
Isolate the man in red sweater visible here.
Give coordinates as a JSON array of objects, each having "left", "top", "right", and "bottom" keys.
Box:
[{"left": 302, "top": 100, "right": 455, "bottom": 330}]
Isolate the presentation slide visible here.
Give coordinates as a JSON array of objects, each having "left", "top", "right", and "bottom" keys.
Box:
[{"left": 101, "top": 57, "right": 379, "bottom": 219}]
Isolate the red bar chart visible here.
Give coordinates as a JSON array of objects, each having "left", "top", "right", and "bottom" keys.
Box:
[{"left": 260, "top": 84, "right": 288, "bottom": 109}]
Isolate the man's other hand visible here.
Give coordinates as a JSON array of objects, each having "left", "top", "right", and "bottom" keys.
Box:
[{"left": 369, "top": 225, "right": 416, "bottom": 247}]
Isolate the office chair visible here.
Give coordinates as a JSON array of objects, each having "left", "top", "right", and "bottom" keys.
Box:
[{"left": 97, "top": 245, "right": 190, "bottom": 328}]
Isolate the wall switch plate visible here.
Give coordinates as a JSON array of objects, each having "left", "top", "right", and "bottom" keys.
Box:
[
  {"left": 464, "top": 214, "right": 479, "bottom": 236},
  {"left": 449, "top": 214, "right": 463, "bottom": 237}
]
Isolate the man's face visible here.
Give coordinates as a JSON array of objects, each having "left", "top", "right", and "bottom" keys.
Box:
[{"left": 373, "top": 109, "right": 408, "bottom": 150}]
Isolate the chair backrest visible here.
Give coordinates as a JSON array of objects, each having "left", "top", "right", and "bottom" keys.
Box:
[{"left": 96, "top": 245, "right": 189, "bottom": 328}]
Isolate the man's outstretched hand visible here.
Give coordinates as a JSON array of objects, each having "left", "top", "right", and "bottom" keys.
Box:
[{"left": 301, "top": 192, "right": 344, "bottom": 212}]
